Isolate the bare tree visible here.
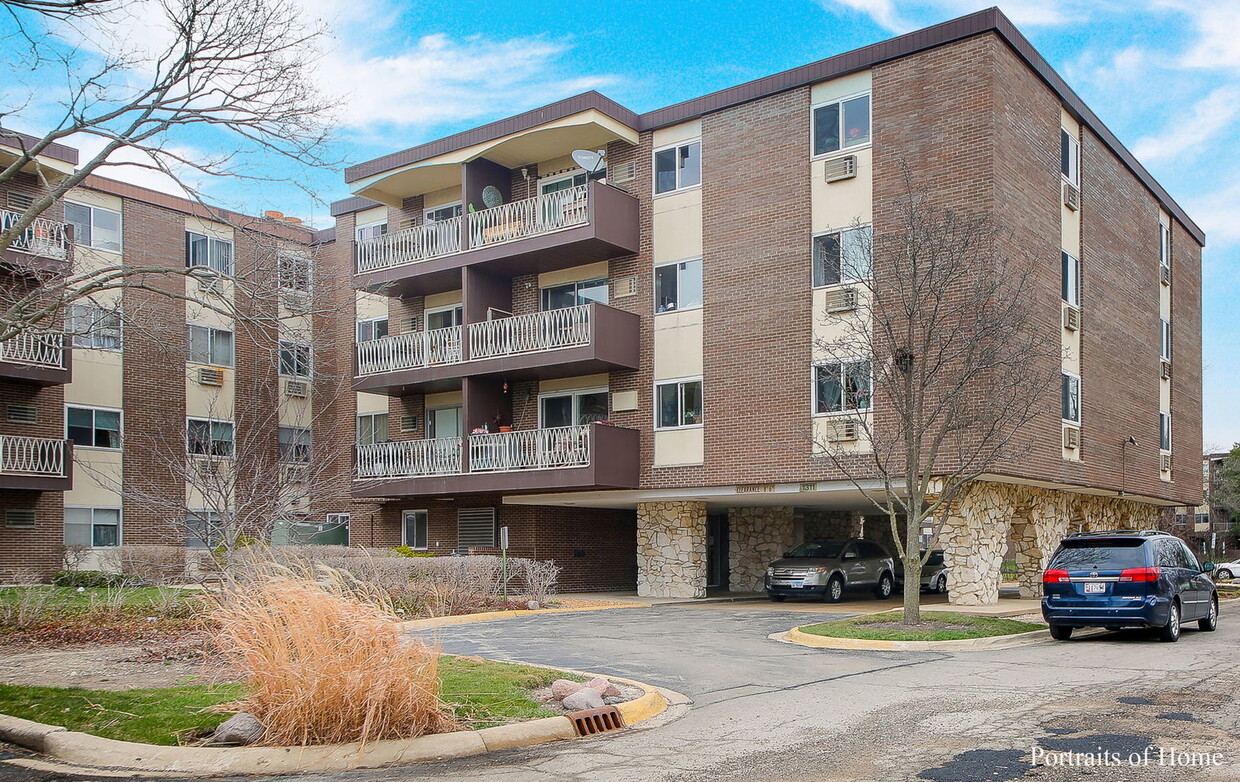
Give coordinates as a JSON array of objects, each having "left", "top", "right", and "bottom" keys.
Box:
[{"left": 812, "top": 174, "right": 1059, "bottom": 623}]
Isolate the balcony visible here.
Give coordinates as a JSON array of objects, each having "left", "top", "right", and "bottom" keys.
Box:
[
  {"left": 353, "top": 302, "right": 639, "bottom": 395},
  {"left": 353, "top": 181, "right": 640, "bottom": 296},
  {"left": 0, "top": 330, "right": 71, "bottom": 385},
  {"left": 1, "top": 209, "right": 71, "bottom": 274},
  {"left": 353, "top": 422, "right": 639, "bottom": 498},
  {"left": 0, "top": 435, "right": 72, "bottom": 491}
]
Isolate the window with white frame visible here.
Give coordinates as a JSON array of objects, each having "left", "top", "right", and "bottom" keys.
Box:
[
  {"left": 814, "top": 361, "right": 872, "bottom": 414},
  {"left": 278, "top": 254, "right": 312, "bottom": 293},
  {"left": 655, "top": 378, "right": 703, "bottom": 428},
  {"left": 424, "top": 203, "right": 462, "bottom": 223},
  {"left": 813, "top": 226, "right": 872, "bottom": 287},
  {"left": 1160, "top": 412, "right": 1171, "bottom": 452},
  {"left": 187, "top": 324, "right": 233, "bottom": 366},
  {"left": 185, "top": 510, "right": 222, "bottom": 549},
  {"left": 425, "top": 305, "right": 463, "bottom": 331},
  {"left": 1061, "top": 251, "right": 1080, "bottom": 307},
  {"left": 279, "top": 340, "right": 311, "bottom": 378},
  {"left": 355, "top": 221, "right": 387, "bottom": 241},
  {"left": 66, "top": 406, "right": 121, "bottom": 449},
  {"left": 541, "top": 278, "right": 608, "bottom": 310},
  {"left": 540, "top": 388, "right": 608, "bottom": 428},
  {"left": 541, "top": 171, "right": 590, "bottom": 194},
  {"left": 654, "top": 140, "right": 701, "bottom": 195},
  {"left": 813, "top": 93, "right": 871, "bottom": 156},
  {"left": 654, "top": 259, "right": 703, "bottom": 313},
  {"left": 1061, "top": 129, "right": 1080, "bottom": 186},
  {"left": 67, "top": 302, "right": 122, "bottom": 350},
  {"left": 357, "top": 412, "right": 389, "bottom": 445},
  {"left": 64, "top": 201, "right": 122, "bottom": 252},
  {"left": 64, "top": 507, "right": 120, "bottom": 547},
  {"left": 403, "top": 510, "right": 428, "bottom": 549},
  {"left": 1159, "top": 223, "right": 1171, "bottom": 276},
  {"left": 185, "top": 231, "right": 234, "bottom": 276},
  {"left": 1161, "top": 319, "right": 1172, "bottom": 362},
  {"left": 278, "top": 426, "right": 311, "bottom": 463},
  {"left": 1062, "top": 373, "right": 1080, "bottom": 424},
  {"left": 356, "top": 317, "right": 389, "bottom": 342},
  {"left": 187, "top": 418, "right": 234, "bottom": 457}
]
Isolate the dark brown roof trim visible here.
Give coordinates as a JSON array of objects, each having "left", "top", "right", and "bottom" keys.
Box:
[
  {"left": 312, "top": 226, "right": 336, "bottom": 245},
  {"left": 0, "top": 128, "right": 79, "bottom": 165},
  {"left": 330, "top": 195, "right": 383, "bottom": 216}
]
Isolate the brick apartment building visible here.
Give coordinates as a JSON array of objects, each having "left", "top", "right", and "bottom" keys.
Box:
[
  {"left": 1172, "top": 453, "right": 1236, "bottom": 561},
  {"left": 1, "top": 8, "right": 1206, "bottom": 602}
]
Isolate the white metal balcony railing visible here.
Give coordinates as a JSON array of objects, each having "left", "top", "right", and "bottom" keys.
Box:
[
  {"left": 0, "top": 330, "right": 65, "bottom": 369},
  {"left": 356, "top": 326, "right": 462, "bottom": 375},
  {"left": 356, "top": 437, "right": 463, "bottom": 478},
  {"left": 354, "top": 185, "right": 591, "bottom": 273},
  {"left": 0, "top": 435, "right": 67, "bottom": 476},
  {"left": 1, "top": 209, "right": 69, "bottom": 260},
  {"left": 468, "top": 304, "right": 591, "bottom": 360}
]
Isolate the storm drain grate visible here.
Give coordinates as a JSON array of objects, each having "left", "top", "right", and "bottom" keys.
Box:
[{"left": 568, "top": 706, "right": 626, "bottom": 736}]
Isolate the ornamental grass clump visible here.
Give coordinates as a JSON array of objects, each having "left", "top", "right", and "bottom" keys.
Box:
[{"left": 209, "top": 569, "right": 455, "bottom": 746}]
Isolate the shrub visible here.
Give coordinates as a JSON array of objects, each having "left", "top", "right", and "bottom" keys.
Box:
[
  {"left": 391, "top": 546, "right": 434, "bottom": 558},
  {"left": 97, "top": 546, "right": 188, "bottom": 585},
  {"left": 0, "top": 587, "right": 56, "bottom": 629},
  {"left": 52, "top": 570, "right": 128, "bottom": 589}
]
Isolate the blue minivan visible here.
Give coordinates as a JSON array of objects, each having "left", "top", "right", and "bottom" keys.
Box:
[{"left": 1042, "top": 530, "right": 1218, "bottom": 642}]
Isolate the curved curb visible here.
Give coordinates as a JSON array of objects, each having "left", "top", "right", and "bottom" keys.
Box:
[
  {"left": 400, "top": 602, "right": 647, "bottom": 631},
  {"left": 774, "top": 625, "right": 1051, "bottom": 651},
  {"left": 0, "top": 671, "right": 678, "bottom": 777}
]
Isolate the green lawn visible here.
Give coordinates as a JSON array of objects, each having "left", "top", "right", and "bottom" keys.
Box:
[
  {"left": 0, "top": 586, "right": 200, "bottom": 612},
  {"left": 0, "top": 656, "right": 575, "bottom": 745},
  {"left": 799, "top": 610, "right": 1045, "bottom": 642}
]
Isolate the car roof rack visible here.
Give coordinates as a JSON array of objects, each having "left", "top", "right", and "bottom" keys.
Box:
[{"left": 1065, "top": 529, "right": 1168, "bottom": 538}]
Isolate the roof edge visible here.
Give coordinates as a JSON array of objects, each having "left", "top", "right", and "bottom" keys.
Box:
[{"left": 0, "top": 127, "right": 79, "bottom": 165}]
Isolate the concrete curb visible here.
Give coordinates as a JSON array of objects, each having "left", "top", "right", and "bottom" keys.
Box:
[
  {"left": 400, "top": 602, "right": 647, "bottom": 631},
  {"left": 775, "top": 625, "right": 1051, "bottom": 651},
  {"left": 0, "top": 670, "right": 676, "bottom": 777}
]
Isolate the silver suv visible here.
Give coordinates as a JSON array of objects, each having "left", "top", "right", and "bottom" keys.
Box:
[{"left": 764, "top": 538, "right": 896, "bottom": 603}]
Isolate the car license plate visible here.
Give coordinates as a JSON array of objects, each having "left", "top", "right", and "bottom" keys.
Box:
[
  {"left": 791, "top": 581, "right": 804, "bottom": 588},
  {"left": 1083, "top": 582, "right": 1106, "bottom": 594}
]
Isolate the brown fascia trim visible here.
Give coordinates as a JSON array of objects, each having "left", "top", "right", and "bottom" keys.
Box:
[
  {"left": 330, "top": 195, "right": 383, "bottom": 216},
  {"left": 341, "top": 7, "right": 1204, "bottom": 245},
  {"left": 0, "top": 127, "right": 79, "bottom": 165},
  {"left": 311, "top": 226, "right": 336, "bottom": 245},
  {"left": 82, "top": 175, "right": 316, "bottom": 244}
]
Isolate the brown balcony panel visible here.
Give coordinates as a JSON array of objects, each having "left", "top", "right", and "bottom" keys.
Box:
[
  {"left": 354, "top": 182, "right": 639, "bottom": 297},
  {"left": 353, "top": 423, "right": 638, "bottom": 499},
  {"left": 0, "top": 347, "right": 72, "bottom": 386},
  {"left": 0, "top": 441, "right": 73, "bottom": 492}
]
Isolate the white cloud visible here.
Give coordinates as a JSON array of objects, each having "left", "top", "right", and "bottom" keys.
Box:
[
  {"left": 816, "top": 0, "right": 911, "bottom": 33},
  {"left": 63, "top": 133, "right": 207, "bottom": 199},
  {"left": 1154, "top": 0, "right": 1240, "bottom": 71},
  {"left": 814, "top": 0, "right": 1073, "bottom": 33},
  {"left": 1132, "top": 86, "right": 1240, "bottom": 162},
  {"left": 1185, "top": 178, "right": 1240, "bottom": 249}
]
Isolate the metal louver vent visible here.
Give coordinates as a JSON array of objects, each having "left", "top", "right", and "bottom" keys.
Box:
[
  {"left": 1160, "top": 264, "right": 1171, "bottom": 286},
  {"left": 823, "top": 155, "right": 858, "bottom": 183},
  {"left": 1161, "top": 361, "right": 1172, "bottom": 380},
  {"left": 197, "top": 367, "right": 225, "bottom": 386},
  {"left": 4, "top": 509, "right": 36, "bottom": 529},
  {"left": 826, "top": 287, "right": 858, "bottom": 313},
  {"left": 613, "top": 276, "right": 638, "bottom": 298},
  {"left": 284, "top": 379, "right": 309, "bottom": 398},
  {"left": 457, "top": 507, "right": 497, "bottom": 548},
  {"left": 827, "top": 419, "right": 859, "bottom": 442},
  {"left": 399, "top": 415, "right": 418, "bottom": 433},
  {"left": 1063, "top": 426, "right": 1080, "bottom": 450},
  {"left": 1062, "top": 306, "right": 1080, "bottom": 331},
  {"left": 1161, "top": 453, "right": 1172, "bottom": 472},
  {"left": 1063, "top": 182, "right": 1080, "bottom": 211},
  {"left": 608, "top": 160, "right": 637, "bottom": 184},
  {"left": 6, "top": 405, "right": 37, "bottom": 424},
  {"left": 6, "top": 192, "right": 34, "bottom": 211}
]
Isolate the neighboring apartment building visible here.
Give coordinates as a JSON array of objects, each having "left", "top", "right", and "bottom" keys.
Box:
[
  {"left": 331, "top": 8, "right": 1204, "bottom": 602},
  {"left": 0, "top": 129, "right": 362, "bottom": 580},
  {"left": 1173, "top": 453, "right": 1235, "bottom": 560}
]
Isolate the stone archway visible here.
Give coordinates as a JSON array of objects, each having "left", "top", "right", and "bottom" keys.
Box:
[
  {"left": 637, "top": 501, "right": 707, "bottom": 598},
  {"left": 1009, "top": 491, "right": 1072, "bottom": 598},
  {"left": 939, "top": 482, "right": 1023, "bottom": 605}
]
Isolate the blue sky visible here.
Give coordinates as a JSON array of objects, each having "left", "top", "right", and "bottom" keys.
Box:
[{"left": 4, "top": 0, "right": 1238, "bottom": 447}]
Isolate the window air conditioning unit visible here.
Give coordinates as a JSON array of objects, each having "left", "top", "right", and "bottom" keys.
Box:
[
  {"left": 613, "top": 275, "right": 638, "bottom": 298},
  {"left": 1160, "top": 264, "right": 1171, "bottom": 286},
  {"left": 1161, "top": 453, "right": 1173, "bottom": 472},
  {"left": 194, "top": 458, "right": 224, "bottom": 478},
  {"left": 400, "top": 415, "right": 419, "bottom": 433},
  {"left": 608, "top": 159, "right": 637, "bottom": 185},
  {"left": 197, "top": 367, "right": 225, "bottom": 386},
  {"left": 197, "top": 274, "right": 225, "bottom": 295},
  {"left": 281, "top": 291, "right": 311, "bottom": 312},
  {"left": 1161, "top": 360, "right": 1172, "bottom": 380},
  {"left": 1062, "top": 305, "right": 1080, "bottom": 331},
  {"left": 824, "top": 155, "right": 858, "bottom": 183},
  {"left": 284, "top": 379, "right": 309, "bottom": 398},
  {"left": 827, "top": 287, "right": 859, "bottom": 313},
  {"left": 398, "top": 218, "right": 416, "bottom": 231},
  {"left": 1062, "top": 425, "right": 1080, "bottom": 450},
  {"left": 283, "top": 464, "right": 309, "bottom": 484},
  {"left": 827, "top": 419, "right": 860, "bottom": 442},
  {"left": 1062, "top": 181, "right": 1080, "bottom": 211}
]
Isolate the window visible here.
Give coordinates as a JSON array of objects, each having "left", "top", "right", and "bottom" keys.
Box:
[
  {"left": 813, "top": 94, "right": 871, "bottom": 156},
  {"left": 815, "top": 361, "right": 872, "bottom": 414},
  {"left": 1061, "top": 373, "right": 1080, "bottom": 423},
  {"left": 654, "top": 259, "right": 703, "bottom": 313},
  {"left": 356, "top": 221, "right": 387, "bottom": 241},
  {"left": 1061, "top": 129, "right": 1080, "bottom": 186},
  {"left": 66, "top": 406, "right": 121, "bottom": 449},
  {"left": 185, "top": 510, "right": 221, "bottom": 549},
  {"left": 356, "top": 317, "right": 389, "bottom": 342},
  {"left": 357, "top": 412, "right": 389, "bottom": 445},
  {"left": 403, "top": 510, "right": 428, "bottom": 550},
  {"left": 187, "top": 418, "right": 234, "bottom": 457},
  {"left": 424, "top": 203, "right": 462, "bottom": 223},
  {"left": 185, "top": 232, "right": 234, "bottom": 276},
  {"left": 656, "top": 378, "right": 703, "bottom": 428},
  {"left": 1160, "top": 319, "right": 1172, "bottom": 362},
  {"left": 279, "top": 340, "right": 311, "bottom": 378},
  {"left": 1061, "top": 251, "right": 1080, "bottom": 307},
  {"left": 540, "top": 172, "right": 590, "bottom": 194},
  {"left": 278, "top": 426, "right": 311, "bottom": 463},
  {"left": 541, "top": 278, "right": 609, "bottom": 310},
  {"left": 654, "top": 140, "right": 701, "bottom": 194},
  {"left": 278, "top": 254, "right": 311, "bottom": 293},
  {"left": 813, "top": 226, "right": 872, "bottom": 287},
  {"left": 1160, "top": 412, "right": 1171, "bottom": 452},
  {"left": 187, "top": 324, "right": 234, "bottom": 366},
  {"left": 427, "top": 406, "right": 462, "bottom": 438},
  {"left": 64, "top": 201, "right": 122, "bottom": 252},
  {"left": 426, "top": 305, "right": 463, "bottom": 330},
  {"left": 64, "top": 507, "right": 120, "bottom": 548},
  {"left": 66, "top": 302, "right": 122, "bottom": 350},
  {"left": 1159, "top": 223, "right": 1171, "bottom": 275},
  {"left": 540, "top": 388, "right": 608, "bottom": 428}
]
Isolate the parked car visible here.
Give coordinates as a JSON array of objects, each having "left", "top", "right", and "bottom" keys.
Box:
[
  {"left": 765, "top": 538, "right": 896, "bottom": 603},
  {"left": 894, "top": 549, "right": 949, "bottom": 594},
  {"left": 1042, "top": 530, "right": 1218, "bottom": 642},
  {"left": 1213, "top": 559, "right": 1240, "bottom": 580}
]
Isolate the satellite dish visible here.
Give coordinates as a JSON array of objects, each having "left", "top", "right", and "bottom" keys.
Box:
[
  {"left": 481, "top": 185, "right": 503, "bottom": 209},
  {"left": 571, "top": 149, "right": 607, "bottom": 174}
]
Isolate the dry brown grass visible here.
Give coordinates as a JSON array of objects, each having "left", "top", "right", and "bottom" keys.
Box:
[{"left": 208, "top": 567, "right": 456, "bottom": 746}]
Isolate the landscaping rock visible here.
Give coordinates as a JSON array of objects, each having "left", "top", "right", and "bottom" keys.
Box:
[
  {"left": 550, "top": 679, "right": 582, "bottom": 700},
  {"left": 586, "top": 676, "right": 622, "bottom": 698},
  {"left": 211, "top": 712, "right": 265, "bottom": 746},
  {"left": 526, "top": 600, "right": 540, "bottom": 610},
  {"left": 561, "top": 688, "right": 605, "bottom": 711}
]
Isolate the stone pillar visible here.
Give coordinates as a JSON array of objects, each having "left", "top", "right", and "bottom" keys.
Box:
[
  {"left": 728, "top": 506, "right": 796, "bottom": 593},
  {"left": 636, "top": 501, "right": 707, "bottom": 598},
  {"left": 940, "top": 482, "right": 1020, "bottom": 606},
  {"left": 1010, "top": 491, "right": 1071, "bottom": 598}
]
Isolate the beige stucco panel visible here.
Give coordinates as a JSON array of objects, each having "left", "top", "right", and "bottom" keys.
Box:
[
  {"left": 1061, "top": 204, "right": 1080, "bottom": 256},
  {"left": 185, "top": 365, "right": 235, "bottom": 418},
  {"left": 652, "top": 120, "right": 702, "bottom": 150},
  {"left": 540, "top": 373, "right": 609, "bottom": 394},
  {"left": 68, "top": 187, "right": 123, "bottom": 213},
  {"left": 279, "top": 394, "right": 312, "bottom": 427},
  {"left": 425, "top": 290, "right": 463, "bottom": 309},
  {"left": 654, "top": 426, "right": 704, "bottom": 467},
  {"left": 185, "top": 216, "right": 234, "bottom": 240},
  {"left": 1061, "top": 312, "right": 1080, "bottom": 375},
  {"left": 811, "top": 286, "right": 871, "bottom": 361},
  {"left": 65, "top": 349, "right": 123, "bottom": 408},
  {"left": 653, "top": 309, "right": 703, "bottom": 380},
  {"left": 652, "top": 193, "right": 703, "bottom": 263},
  {"left": 357, "top": 392, "right": 389, "bottom": 415},
  {"left": 356, "top": 291, "right": 389, "bottom": 321},
  {"left": 538, "top": 261, "right": 609, "bottom": 289},
  {"left": 812, "top": 412, "right": 873, "bottom": 455},
  {"left": 423, "top": 185, "right": 462, "bottom": 210},
  {"left": 65, "top": 449, "right": 123, "bottom": 507},
  {"left": 425, "top": 391, "right": 463, "bottom": 408},
  {"left": 810, "top": 71, "right": 872, "bottom": 105},
  {"left": 1061, "top": 109, "right": 1081, "bottom": 136},
  {"left": 354, "top": 206, "right": 387, "bottom": 227},
  {"left": 811, "top": 147, "right": 873, "bottom": 232},
  {"left": 185, "top": 277, "right": 235, "bottom": 330}
]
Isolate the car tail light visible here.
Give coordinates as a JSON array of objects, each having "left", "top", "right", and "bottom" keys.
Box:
[
  {"left": 1119, "top": 567, "right": 1161, "bottom": 582},
  {"left": 1043, "top": 569, "right": 1070, "bottom": 583}
]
